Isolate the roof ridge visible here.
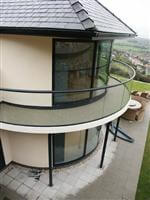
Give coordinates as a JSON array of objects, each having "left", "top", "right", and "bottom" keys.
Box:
[
  {"left": 94, "top": 0, "right": 136, "bottom": 35},
  {"left": 69, "top": 0, "right": 96, "bottom": 30}
]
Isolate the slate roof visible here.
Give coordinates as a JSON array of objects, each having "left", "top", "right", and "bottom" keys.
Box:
[{"left": 0, "top": 0, "right": 136, "bottom": 36}]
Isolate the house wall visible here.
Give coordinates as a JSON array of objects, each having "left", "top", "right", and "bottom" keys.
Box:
[
  {"left": 0, "top": 130, "right": 49, "bottom": 168},
  {"left": 0, "top": 130, "right": 12, "bottom": 165},
  {"left": 0, "top": 35, "right": 52, "bottom": 107}
]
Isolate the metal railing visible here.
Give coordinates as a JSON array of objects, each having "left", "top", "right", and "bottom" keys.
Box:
[
  {"left": 0, "top": 60, "right": 135, "bottom": 95},
  {"left": 0, "top": 61, "right": 135, "bottom": 127}
]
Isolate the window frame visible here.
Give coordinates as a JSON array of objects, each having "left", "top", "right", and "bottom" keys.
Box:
[
  {"left": 52, "top": 38, "right": 113, "bottom": 108},
  {"left": 53, "top": 127, "right": 101, "bottom": 167}
]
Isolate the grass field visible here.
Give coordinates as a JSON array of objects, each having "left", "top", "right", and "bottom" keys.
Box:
[
  {"left": 114, "top": 44, "right": 150, "bottom": 53},
  {"left": 135, "top": 124, "right": 150, "bottom": 200},
  {"left": 111, "top": 73, "right": 150, "bottom": 92},
  {"left": 131, "top": 80, "right": 150, "bottom": 92},
  {"left": 113, "top": 38, "right": 150, "bottom": 54}
]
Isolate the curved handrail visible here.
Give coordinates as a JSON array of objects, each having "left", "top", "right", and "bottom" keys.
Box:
[{"left": 0, "top": 60, "right": 135, "bottom": 94}]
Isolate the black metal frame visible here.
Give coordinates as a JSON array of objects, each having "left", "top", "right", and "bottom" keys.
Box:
[
  {"left": 110, "top": 118, "right": 134, "bottom": 143},
  {"left": 0, "top": 27, "right": 95, "bottom": 39},
  {"left": 83, "top": 130, "right": 89, "bottom": 155},
  {"left": 0, "top": 139, "right": 6, "bottom": 171},
  {"left": 48, "top": 134, "right": 53, "bottom": 186},
  {"left": 100, "top": 122, "right": 111, "bottom": 168},
  {"left": 113, "top": 117, "right": 120, "bottom": 142}
]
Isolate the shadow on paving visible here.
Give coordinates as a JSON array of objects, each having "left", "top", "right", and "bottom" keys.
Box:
[{"left": 0, "top": 185, "right": 25, "bottom": 200}]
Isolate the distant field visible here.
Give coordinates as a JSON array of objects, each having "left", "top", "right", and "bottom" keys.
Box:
[
  {"left": 131, "top": 80, "right": 150, "bottom": 92},
  {"left": 113, "top": 38, "right": 150, "bottom": 54},
  {"left": 110, "top": 60, "right": 150, "bottom": 92},
  {"left": 114, "top": 44, "right": 150, "bottom": 53},
  {"left": 111, "top": 74, "right": 150, "bottom": 92}
]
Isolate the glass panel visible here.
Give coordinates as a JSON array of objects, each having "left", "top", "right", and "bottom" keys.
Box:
[
  {"left": 64, "top": 131, "right": 85, "bottom": 163},
  {"left": 54, "top": 133, "right": 65, "bottom": 164},
  {"left": 0, "top": 80, "right": 129, "bottom": 127},
  {"left": 54, "top": 41, "right": 94, "bottom": 104},
  {"left": 93, "top": 41, "right": 112, "bottom": 97},
  {"left": 54, "top": 130, "right": 86, "bottom": 165},
  {"left": 55, "top": 91, "right": 91, "bottom": 104},
  {"left": 94, "top": 41, "right": 112, "bottom": 87},
  {"left": 121, "top": 82, "right": 131, "bottom": 107},
  {"left": 102, "top": 85, "right": 124, "bottom": 117},
  {"left": 86, "top": 127, "right": 100, "bottom": 155},
  {"left": 110, "top": 60, "right": 131, "bottom": 81}
]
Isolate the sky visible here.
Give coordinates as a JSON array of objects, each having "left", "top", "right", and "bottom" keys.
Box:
[{"left": 99, "top": 0, "right": 150, "bottom": 39}]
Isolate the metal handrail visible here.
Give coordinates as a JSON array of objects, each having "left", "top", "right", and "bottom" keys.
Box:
[{"left": 0, "top": 60, "right": 135, "bottom": 94}]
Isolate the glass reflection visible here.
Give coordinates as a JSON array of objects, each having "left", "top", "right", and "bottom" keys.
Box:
[
  {"left": 54, "top": 127, "right": 101, "bottom": 165},
  {"left": 54, "top": 130, "right": 86, "bottom": 165},
  {"left": 86, "top": 127, "right": 100, "bottom": 155},
  {"left": 93, "top": 41, "right": 112, "bottom": 97},
  {"left": 54, "top": 41, "right": 94, "bottom": 104}
]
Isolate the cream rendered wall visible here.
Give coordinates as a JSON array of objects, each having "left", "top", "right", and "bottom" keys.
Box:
[
  {"left": 0, "top": 38, "right": 2, "bottom": 102},
  {"left": 0, "top": 35, "right": 52, "bottom": 106},
  {"left": 0, "top": 130, "right": 12, "bottom": 165},
  {"left": 1, "top": 130, "right": 49, "bottom": 168}
]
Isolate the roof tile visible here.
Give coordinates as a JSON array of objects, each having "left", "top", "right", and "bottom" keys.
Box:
[{"left": 0, "top": 0, "right": 135, "bottom": 35}]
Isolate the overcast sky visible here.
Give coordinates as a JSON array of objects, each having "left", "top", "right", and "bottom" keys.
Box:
[{"left": 99, "top": 0, "right": 150, "bottom": 39}]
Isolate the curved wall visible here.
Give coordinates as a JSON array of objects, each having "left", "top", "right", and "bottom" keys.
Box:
[
  {"left": 0, "top": 35, "right": 52, "bottom": 106},
  {"left": 0, "top": 128, "right": 101, "bottom": 168},
  {"left": 0, "top": 130, "right": 49, "bottom": 168}
]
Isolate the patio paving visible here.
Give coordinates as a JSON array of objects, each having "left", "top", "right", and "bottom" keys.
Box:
[
  {"left": 66, "top": 102, "right": 150, "bottom": 200},
  {"left": 0, "top": 129, "right": 117, "bottom": 200}
]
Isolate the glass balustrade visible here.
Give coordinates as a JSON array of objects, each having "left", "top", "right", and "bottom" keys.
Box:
[{"left": 0, "top": 60, "right": 135, "bottom": 127}]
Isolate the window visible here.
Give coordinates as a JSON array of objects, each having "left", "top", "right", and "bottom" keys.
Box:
[
  {"left": 53, "top": 39, "right": 112, "bottom": 107},
  {"left": 86, "top": 127, "right": 100, "bottom": 155},
  {"left": 53, "top": 127, "right": 101, "bottom": 166},
  {"left": 53, "top": 40, "right": 95, "bottom": 104},
  {"left": 93, "top": 41, "right": 112, "bottom": 97},
  {"left": 54, "top": 130, "right": 86, "bottom": 165}
]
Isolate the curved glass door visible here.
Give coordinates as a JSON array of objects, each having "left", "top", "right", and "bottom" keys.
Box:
[
  {"left": 53, "top": 127, "right": 101, "bottom": 166},
  {"left": 54, "top": 130, "right": 86, "bottom": 165}
]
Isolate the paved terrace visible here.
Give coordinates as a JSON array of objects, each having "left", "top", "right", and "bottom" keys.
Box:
[
  {"left": 67, "top": 102, "right": 150, "bottom": 200},
  {"left": 0, "top": 131, "right": 117, "bottom": 200}
]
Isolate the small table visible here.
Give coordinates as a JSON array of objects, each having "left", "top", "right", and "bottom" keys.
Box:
[
  {"left": 128, "top": 99, "right": 142, "bottom": 110},
  {"left": 110, "top": 99, "right": 142, "bottom": 143}
]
